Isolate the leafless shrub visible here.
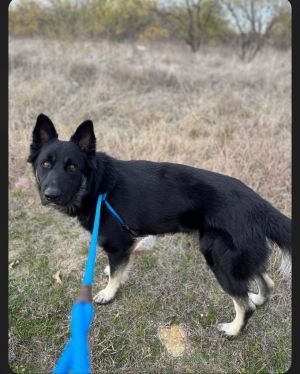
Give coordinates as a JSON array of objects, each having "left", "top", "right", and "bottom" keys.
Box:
[{"left": 219, "top": 0, "right": 288, "bottom": 62}]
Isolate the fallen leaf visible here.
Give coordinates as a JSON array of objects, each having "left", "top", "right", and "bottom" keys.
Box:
[
  {"left": 27, "top": 198, "right": 35, "bottom": 206},
  {"left": 158, "top": 324, "right": 186, "bottom": 357},
  {"left": 53, "top": 271, "right": 63, "bottom": 284}
]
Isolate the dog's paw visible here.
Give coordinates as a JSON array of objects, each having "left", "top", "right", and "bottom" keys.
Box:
[
  {"left": 93, "top": 289, "right": 115, "bottom": 304},
  {"left": 103, "top": 265, "right": 110, "bottom": 277},
  {"left": 248, "top": 292, "right": 266, "bottom": 306},
  {"left": 217, "top": 323, "right": 240, "bottom": 337}
]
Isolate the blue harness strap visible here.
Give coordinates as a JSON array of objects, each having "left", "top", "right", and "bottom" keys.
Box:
[
  {"left": 104, "top": 200, "right": 139, "bottom": 237},
  {"left": 104, "top": 200, "right": 125, "bottom": 225}
]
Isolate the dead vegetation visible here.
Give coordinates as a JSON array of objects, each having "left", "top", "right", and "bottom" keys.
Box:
[{"left": 9, "top": 37, "right": 291, "bottom": 373}]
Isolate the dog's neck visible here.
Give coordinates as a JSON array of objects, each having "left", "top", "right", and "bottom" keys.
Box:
[
  {"left": 74, "top": 152, "right": 118, "bottom": 218},
  {"left": 93, "top": 152, "right": 117, "bottom": 195}
]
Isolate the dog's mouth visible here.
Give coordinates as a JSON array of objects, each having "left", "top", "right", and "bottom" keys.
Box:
[
  {"left": 40, "top": 176, "right": 87, "bottom": 215},
  {"left": 41, "top": 189, "right": 79, "bottom": 208},
  {"left": 42, "top": 197, "right": 67, "bottom": 207},
  {"left": 41, "top": 196, "right": 78, "bottom": 216},
  {"left": 42, "top": 192, "right": 78, "bottom": 207}
]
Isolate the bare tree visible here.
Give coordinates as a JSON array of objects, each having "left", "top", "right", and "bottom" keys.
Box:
[
  {"left": 182, "top": 0, "right": 219, "bottom": 52},
  {"left": 153, "top": 0, "right": 220, "bottom": 52},
  {"left": 219, "top": 0, "right": 284, "bottom": 61}
]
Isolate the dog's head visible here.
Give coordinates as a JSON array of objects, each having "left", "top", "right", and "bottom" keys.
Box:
[{"left": 28, "top": 113, "right": 96, "bottom": 215}]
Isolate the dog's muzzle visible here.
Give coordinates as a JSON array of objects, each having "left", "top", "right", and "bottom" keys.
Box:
[{"left": 44, "top": 186, "right": 62, "bottom": 204}]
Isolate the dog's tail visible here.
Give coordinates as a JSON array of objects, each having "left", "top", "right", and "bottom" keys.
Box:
[{"left": 263, "top": 203, "right": 291, "bottom": 278}]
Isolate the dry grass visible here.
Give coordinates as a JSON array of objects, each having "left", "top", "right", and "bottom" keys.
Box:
[{"left": 9, "top": 37, "right": 291, "bottom": 373}]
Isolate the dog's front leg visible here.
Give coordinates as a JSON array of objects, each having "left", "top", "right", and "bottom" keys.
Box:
[
  {"left": 103, "top": 235, "right": 156, "bottom": 277},
  {"left": 94, "top": 248, "right": 132, "bottom": 304}
]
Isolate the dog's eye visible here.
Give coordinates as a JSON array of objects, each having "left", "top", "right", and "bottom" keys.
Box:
[
  {"left": 67, "top": 163, "right": 77, "bottom": 171},
  {"left": 41, "top": 160, "right": 52, "bottom": 169}
]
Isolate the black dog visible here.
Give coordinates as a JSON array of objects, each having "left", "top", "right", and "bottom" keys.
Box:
[{"left": 28, "top": 114, "right": 291, "bottom": 337}]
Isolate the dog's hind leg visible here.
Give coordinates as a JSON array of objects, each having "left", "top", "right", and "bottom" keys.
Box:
[
  {"left": 248, "top": 272, "right": 274, "bottom": 306},
  {"left": 199, "top": 231, "right": 257, "bottom": 337},
  {"left": 217, "top": 296, "right": 256, "bottom": 337},
  {"left": 94, "top": 247, "right": 133, "bottom": 304}
]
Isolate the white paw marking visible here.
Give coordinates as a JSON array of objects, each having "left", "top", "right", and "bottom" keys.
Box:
[
  {"left": 279, "top": 253, "right": 291, "bottom": 279},
  {"left": 248, "top": 292, "right": 266, "bottom": 306},
  {"left": 104, "top": 265, "right": 110, "bottom": 277},
  {"left": 93, "top": 289, "right": 115, "bottom": 304},
  {"left": 217, "top": 322, "right": 240, "bottom": 337}
]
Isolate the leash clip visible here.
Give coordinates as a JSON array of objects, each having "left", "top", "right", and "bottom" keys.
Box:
[{"left": 121, "top": 224, "right": 139, "bottom": 237}]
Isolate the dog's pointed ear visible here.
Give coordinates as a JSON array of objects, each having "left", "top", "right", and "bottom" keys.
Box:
[
  {"left": 28, "top": 114, "right": 58, "bottom": 163},
  {"left": 70, "top": 120, "right": 96, "bottom": 155}
]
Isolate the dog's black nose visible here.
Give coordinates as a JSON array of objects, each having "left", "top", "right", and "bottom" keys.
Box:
[{"left": 44, "top": 187, "right": 61, "bottom": 202}]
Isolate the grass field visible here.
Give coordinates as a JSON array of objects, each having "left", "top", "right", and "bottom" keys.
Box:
[{"left": 9, "top": 37, "right": 291, "bottom": 373}]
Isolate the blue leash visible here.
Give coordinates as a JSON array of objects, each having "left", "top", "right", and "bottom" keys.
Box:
[
  {"left": 83, "top": 193, "right": 107, "bottom": 286},
  {"left": 53, "top": 193, "right": 107, "bottom": 374},
  {"left": 52, "top": 193, "right": 136, "bottom": 374}
]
